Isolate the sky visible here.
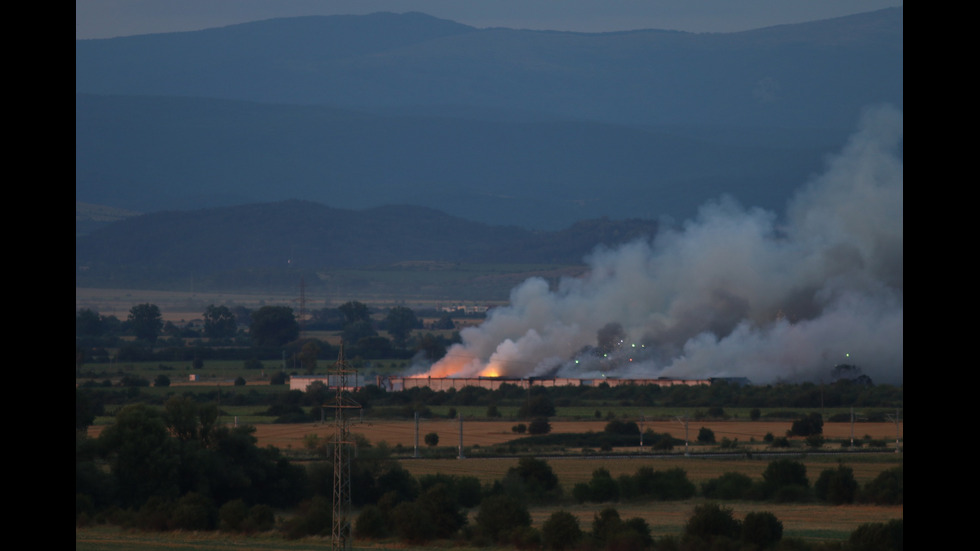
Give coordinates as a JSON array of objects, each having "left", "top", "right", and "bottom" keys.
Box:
[{"left": 76, "top": 0, "right": 902, "bottom": 39}]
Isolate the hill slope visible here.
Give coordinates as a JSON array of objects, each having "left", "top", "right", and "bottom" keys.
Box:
[
  {"left": 75, "top": 200, "right": 660, "bottom": 295},
  {"left": 75, "top": 93, "right": 834, "bottom": 229}
]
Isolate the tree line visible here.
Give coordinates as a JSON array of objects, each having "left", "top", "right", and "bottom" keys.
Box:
[
  {"left": 76, "top": 300, "right": 460, "bottom": 367},
  {"left": 77, "top": 401, "right": 902, "bottom": 550}
]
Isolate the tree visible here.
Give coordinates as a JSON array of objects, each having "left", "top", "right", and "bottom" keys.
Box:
[
  {"left": 338, "top": 300, "right": 370, "bottom": 325},
  {"left": 697, "top": 426, "right": 716, "bottom": 443},
  {"left": 98, "top": 403, "right": 180, "bottom": 508},
  {"left": 519, "top": 392, "right": 556, "bottom": 418},
  {"left": 762, "top": 458, "right": 810, "bottom": 501},
  {"left": 476, "top": 494, "right": 531, "bottom": 543},
  {"left": 741, "top": 511, "right": 783, "bottom": 548},
  {"left": 249, "top": 306, "right": 299, "bottom": 347},
  {"left": 542, "top": 510, "right": 582, "bottom": 551},
  {"left": 342, "top": 320, "right": 377, "bottom": 345},
  {"left": 849, "top": 519, "right": 903, "bottom": 551},
  {"left": 76, "top": 308, "right": 104, "bottom": 338},
  {"left": 815, "top": 464, "right": 858, "bottom": 504},
  {"left": 297, "top": 339, "right": 320, "bottom": 372},
  {"left": 586, "top": 468, "right": 619, "bottom": 503},
  {"left": 505, "top": 457, "right": 560, "bottom": 501},
  {"left": 684, "top": 502, "right": 741, "bottom": 542},
  {"left": 424, "top": 432, "right": 439, "bottom": 447},
  {"left": 203, "top": 304, "right": 237, "bottom": 339},
  {"left": 790, "top": 412, "right": 824, "bottom": 436},
  {"left": 527, "top": 417, "right": 552, "bottom": 435},
  {"left": 128, "top": 303, "right": 163, "bottom": 342},
  {"left": 385, "top": 306, "right": 419, "bottom": 347},
  {"left": 858, "top": 466, "right": 903, "bottom": 505}
]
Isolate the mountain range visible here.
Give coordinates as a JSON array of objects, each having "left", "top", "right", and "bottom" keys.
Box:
[
  {"left": 75, "top": 200, "right": 659, "bottom": 296},
  {"left": 76, "top": 8, "right": 902, "bottom": 231}
]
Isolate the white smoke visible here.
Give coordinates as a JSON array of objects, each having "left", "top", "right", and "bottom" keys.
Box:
[{"left": 428, "top": 105, "right": 903, "bottom": 384}]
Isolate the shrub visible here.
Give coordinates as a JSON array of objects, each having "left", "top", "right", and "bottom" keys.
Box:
[
  {"left": 613, "top": 517, "right": 654, "bottom": 551},
  {"left": 282, "top": 496, "right": 332, "bottom": 540},
  {"left": 772, "top": 484, "right": 811, "bottom": 503},
  {"left": 170, "top": 492, "right": 216, "bottom": 531},
  {"left": 510, "top": 525, "right": 542, "bottom": 550},
  {"left": 805, "top": 434, "right": 825, "bottom": 448},
  {"left": 590, "top": 507, "right": 623, "bottom": 546},
  {"left": 476, "top": 494, "right": 531, "bottom": 543},
  {"left": 218, "top": 499, "right": 248, "bottom": 532},
  {"left": 528, "top": 417, "right": 552, "bottom": 435},
  {"left": 242, "top": 504, "right": 274, "bottom": 533},
  {"left": 815, "top": 464, "right": 858, "bottom": 504},
  {"left": 604, "top": 419, "right": 640, "bottom": 435},
  {"left": 858, "top": 466, "right": 903, "bottom": 505},
  {"left": 391, "top": 500, "right": 435, "bottom": 544},
  {"left": 789, "top": 412, "right": 823, "bottom": 436},
  {"left": 702, "top": 472, "right": 754, "bottom": 500},
  {"left": 269, "top": 371, "right": 287, "bottom": 385},
  {"left": 541, "top": 510, "right": 582, "bottom": 551},
  {"left": 697, "top": 427, "right": 716, "bottom": 444},
  {"left": 849, "top": 519, "right": 903, "bottom": 551},
  {"left": 684, "top": 503, "right": 740, "bottom": 542},
  {"left": 354, "top": 505, "right": 389, "bottom": 539},
  {"left": 504, "top": 456, "right": 561, "bottom": 502},
  {"left": 761, "top": 458, "right": 808, "bottom": 499},
  {"left": 587, "top": 467, "right": 619, "bottom": 502},
  {"left": 741, "top": 511, "right": 783, "bottom": 548},
  {"left": 627, "top": 466, "right": 695, "bottom": 500}
]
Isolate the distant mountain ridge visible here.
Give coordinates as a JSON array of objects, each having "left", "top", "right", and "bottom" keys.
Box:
[
  {"left": 76, "top": 9, "right": 901, "bottom": 126},
  {"left": 75, "top": 200, "right": 660, "bottom": 292},
  {"left": 75, "top": 8, "right": 902, "bottom": 230},
  {"left": 76, "top": 92, "right": 836, "bottom": 229}
]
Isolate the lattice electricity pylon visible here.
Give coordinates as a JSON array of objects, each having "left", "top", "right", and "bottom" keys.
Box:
[{"left": 328, "top": 342, "right": 361, "bottom": 551}]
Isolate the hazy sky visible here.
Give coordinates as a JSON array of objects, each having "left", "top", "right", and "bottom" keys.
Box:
[{"left": 76, "top": 0, "right": 902, "bottom": 39}]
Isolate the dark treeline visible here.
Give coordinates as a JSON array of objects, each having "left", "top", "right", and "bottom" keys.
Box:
[
  {"left": 75, "top": 378, "right": 903, "bottom": 424},
  {"left": 77, "top": 394, "right": 903, "bottom": 550}
]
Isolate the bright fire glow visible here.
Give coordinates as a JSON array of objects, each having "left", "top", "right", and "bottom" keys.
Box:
[{"left": 479, "top": 365, "right": 501, "bottom": 377}]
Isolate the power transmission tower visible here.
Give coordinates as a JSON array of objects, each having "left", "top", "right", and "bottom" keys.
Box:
[{"left": 329, "top": 342, "right": 360, "bottom": 551}]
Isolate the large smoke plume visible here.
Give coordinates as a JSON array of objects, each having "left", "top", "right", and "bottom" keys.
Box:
[{"left": 422, "top": 105, "right": 903, "bottom": 385}]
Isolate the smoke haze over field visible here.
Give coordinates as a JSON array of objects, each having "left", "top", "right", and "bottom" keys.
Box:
[{"left": 423, "top": 105, "right": 903, "bottom": 385}]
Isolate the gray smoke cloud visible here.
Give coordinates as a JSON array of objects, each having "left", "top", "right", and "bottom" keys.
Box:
[{"left": 426, "top": 105, "right": 903, "bottom": 384}]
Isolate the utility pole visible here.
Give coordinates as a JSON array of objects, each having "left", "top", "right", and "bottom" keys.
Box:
[
  {"left": 457, "top": 412, "right": 465, "bottom": 459},
  {"left": 676, "top": 415, "right": 690, "bottom": 456},
  {"left": 886, "top": 407, "right": 901, "bottom": 453},
  {"left": 638, "top": 414, "right": 646, "bottom": 450},
  {"left": 329, "top": 342, "right": 360, "bottom": 551},
  {"left": 414, "top": 411, "right": 420, "bottom": 458}
]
